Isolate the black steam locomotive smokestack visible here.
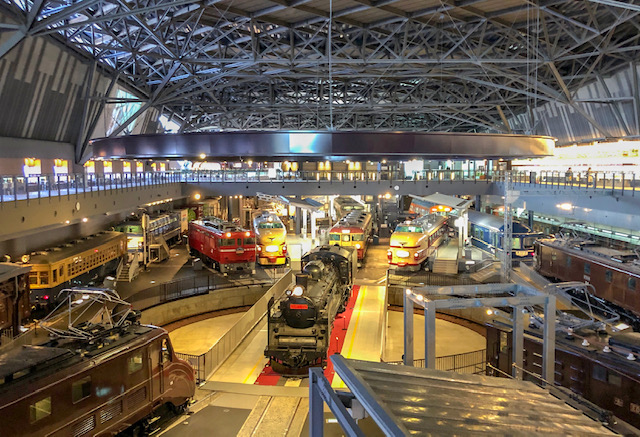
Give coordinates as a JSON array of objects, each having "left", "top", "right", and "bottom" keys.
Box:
[{"left": 295, "top": 273, "right": 309, "bottom": 289}]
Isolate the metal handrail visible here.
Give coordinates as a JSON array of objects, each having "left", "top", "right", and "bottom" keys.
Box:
[{"left": 1, "top": 168, "right": 638, "bottom": 204}]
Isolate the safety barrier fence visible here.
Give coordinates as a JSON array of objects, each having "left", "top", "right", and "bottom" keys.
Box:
[
  {"left": 129, "top": 270, "right": 287, "bottom": 311},
  {"left": 387, "top": 271, "right": 478, "bottom": 288},
  {"left": 2, "top": 169, "right": 638, "bottom": 204},
  {"left": 507, "top": 169, "right": 639, "bottom": 196},
  {"left": 0, "top": 172, "right": 181, "bottom": 203},
  {"left": 385, "top": 349, "right": 487, "bottom": 374},
  {"left": 175, "top": 271, "right": 293, "bottom": 383}
]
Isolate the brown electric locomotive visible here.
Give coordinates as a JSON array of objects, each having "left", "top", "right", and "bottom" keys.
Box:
[
  {"left": 487, "top": 323, "right": 640, "bottom": 430},
  {"left": 0, "top": 317, "right": 195, "bottom": 436},
  {"left": 535, "top": 238, "right": 640, "bottom": 328}
]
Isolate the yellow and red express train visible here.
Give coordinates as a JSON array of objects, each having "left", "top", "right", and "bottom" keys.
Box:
[
  {"left": 388, "top": 214, "right": 449, "bottom": 271},
  {"left": 253, "top": 211, "right": 288, "bottom": 266}
]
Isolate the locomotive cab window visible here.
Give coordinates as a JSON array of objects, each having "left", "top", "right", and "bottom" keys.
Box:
[
  {"left": 566, "top": 257, "right": 571, "bottom": 268},
  {"left": 128, "top": 351, "right": 143, "bottom": 374},
  {"left": 352, "top": 234, "right": 364, "bottom": 241},
  {"left": 584, "top": 263, "right": 591, "bottom": 275},
  {"left": 220, "top": 238, "right": 235, "bottom": 247},
  {"left": 608, "top": 372, "right": 622, "bottom": 387},
  {"left": 329, "top": 234, "right": 340, "bottom": 241},
  {"left": 593, "top": 364, "right": 607, "bottom": 382},
  {"left": 244, "top": 237, "right": 255, "bottom": 245},
  {"left": 30, "top": 396, "right": 51, "bottom": 423},
  {"left": 72, "top": 376, "right": 91, "bottom": 403},
  {"left": 161, "top": 339, "right": 173, "bottom": 363},
  {"left": 605, "top": 270, "right": 613, "bottom": 283},
  {"left": 629, "top": 278, "right": 636, "bottom": 290},
  {"left": 512, "top": 239, "right": 522, "bottom": 250}
]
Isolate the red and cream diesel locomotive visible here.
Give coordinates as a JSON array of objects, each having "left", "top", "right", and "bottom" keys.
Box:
[
  {"left": 328, "top": 210, "right": 373, "bottom": 262},
  {"left": 188, "top": 217, "right": 257, "bottom": 274}
]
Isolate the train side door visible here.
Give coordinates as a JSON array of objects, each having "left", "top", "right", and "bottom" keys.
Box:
[
  {"left": 494, "top": 330, "right": 512, "bottom": 376},
  {"left": 149, "top": 341, "right": 164, "bottom": 399}
]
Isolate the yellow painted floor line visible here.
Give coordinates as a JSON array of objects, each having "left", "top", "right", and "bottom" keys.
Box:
[
  {"left": 344, "top": 285, "right": 367, "bottom": 358},
  {"left": 242, "top": 356, "right": 264, "bottom": 384}
]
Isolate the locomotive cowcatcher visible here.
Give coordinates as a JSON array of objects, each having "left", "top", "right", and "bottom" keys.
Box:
[{"left": 265, "top": 245, "right": 356, "bottom": 373}]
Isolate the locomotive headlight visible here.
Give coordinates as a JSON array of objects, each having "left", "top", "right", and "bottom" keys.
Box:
[
  {"left": 226, "top": 232, "right": 232, "bottom": 238},
  {"left": 266, "top": 245, "right": 279, "bottom": 252},
  {"left": 245, "top": 231, "right": 250, "bottom": 237},
  {"left": 355, "top": 244, "right": 361, "bottom": 249},
  {"left": 257, "top": 246, "right": 262, "bottom": 252},
  {"left": 292, "top": 286, "right": 304, "bottom": 297}
]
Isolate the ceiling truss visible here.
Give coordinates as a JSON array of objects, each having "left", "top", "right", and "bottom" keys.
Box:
[{"left": 0, "top": 0, "right": 639, "bottom": 137}]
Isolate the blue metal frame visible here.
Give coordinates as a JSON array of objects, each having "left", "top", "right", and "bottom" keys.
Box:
[
  {"left": 329, "top": 355, "right": 408, "bottom": 436},
  {"left": 308, "top": 368, "right": 365, "bottom": 437}
]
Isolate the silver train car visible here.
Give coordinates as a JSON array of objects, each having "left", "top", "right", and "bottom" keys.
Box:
[{"left": 264, "top": 246, "right": 356, "bottom": 373}]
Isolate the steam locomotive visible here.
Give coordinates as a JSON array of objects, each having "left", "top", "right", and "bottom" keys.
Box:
[{"left": 265, "top": 245, "right": 356, "bottom": 373}]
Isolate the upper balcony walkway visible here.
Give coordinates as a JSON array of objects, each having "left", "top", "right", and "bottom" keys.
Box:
[
  {"left": 1, "top": 169, "right": 639, "bottom": 205},
  {"left": 1, "top": 169, "right": 638, "bottom": 243}
]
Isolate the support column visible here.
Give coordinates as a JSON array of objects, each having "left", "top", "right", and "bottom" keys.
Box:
[
  {"left": 226, "top": 196, "right": 233, "bottom": 222},
  {"left": 309, "top": 370, "right": 324, "bottom": 437},
  {"left": 311, "top": 212, "right": 317, "bottom": 243},
  {"left": 502, "top": 173, "right": 513, "bottom": 282},
  {"left": 295, "top": 207, "right": 302, "bottom": 235},
  {"left": 512, "top": 305, "right": 524, "bottom": 379},
  {"left": 528, "top": 210, "right": 534, "bottom": 230},
  {"left": 302, "top": 208, "right": 308, "bottom": 238},
  {"left": 424, "top": 300, "right": 436, "bottom": 369},
  {"left": 330, "top": 196, "right": 335, "bottom": 222},
  {"left": 403, "top": 291, "right": 414, "bottom": 366},
  {"left": 463, "top": 212, "right": 469, "bottom": 246},
  {"left": 475, "top": 195, "right": 482, "bottom": 211},
  {"left": 543, "top": 296, "right": 557, "bottom": 384}
]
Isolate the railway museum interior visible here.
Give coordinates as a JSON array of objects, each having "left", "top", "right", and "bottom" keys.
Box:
[{"left": 2, "top": 0, "right": 640, "bottom": 435}]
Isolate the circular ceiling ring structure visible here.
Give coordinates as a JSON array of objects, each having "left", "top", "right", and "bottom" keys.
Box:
[{"left": 91, "top": 131, "right": 555, "bottom": 161}]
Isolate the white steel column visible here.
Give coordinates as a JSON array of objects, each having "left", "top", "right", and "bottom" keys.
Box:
[
  {"left": 512, "top": 305, "right": 524, "bottom": 379},
  {"left": 311, "top": 211, "right": 317, "bottom": 242},
  {"left": 424, "top": 299, "right": 436, "bottom": 369},
  {"left": 403, "top": 290, "right": 414, "bottom": 366},
  {"left": 502, "top": 172, "right": 513, "bottom": 281},
  {"left": 543, "top": 296, "right": 557, "bottom": 384}
]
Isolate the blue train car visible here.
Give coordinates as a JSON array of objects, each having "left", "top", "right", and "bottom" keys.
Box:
[
  {"left": 467, "top": 210, "right": 542, "bottom": 262},
  {"left": 408, "top": 197, "right": 541, "bottom": 262}
]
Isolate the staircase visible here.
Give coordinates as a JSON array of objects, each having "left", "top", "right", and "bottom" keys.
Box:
[
  {"left": 469, "top": 262, "right": 501, "bottom": 283},
  {"left": 432, "top": 257, "right": 458, "bottom": 274},
  {"left": 117, "top": 263, "right": 133, "bottom": 283}
]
